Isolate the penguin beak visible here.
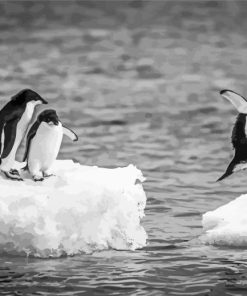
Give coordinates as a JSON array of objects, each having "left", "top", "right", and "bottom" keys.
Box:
[
  {"left": 48, "top": 121, "right": 58, "bottom": 126},
  {"left": 40, "top": 98, "right": 48, "bottom": 104},
  {"left": 52, "top": 120, "right": 59, "bottom": 126}
]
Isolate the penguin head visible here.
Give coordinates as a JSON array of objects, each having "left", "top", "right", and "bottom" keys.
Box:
[
  {"left": 11, "top": 89, "right": 48, "bottom": 105},
  {"left": 38, "top": 109, "right": 59, "bottom": 126}
]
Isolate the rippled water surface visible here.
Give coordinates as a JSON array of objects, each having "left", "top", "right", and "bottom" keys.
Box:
[{"left": 2, "top": 1, "right": 247, "bottom": 295}]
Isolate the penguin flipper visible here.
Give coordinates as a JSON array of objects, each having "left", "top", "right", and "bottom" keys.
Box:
[
  {"left": 220, "top": 89, "right": 247, "bottom": 114},
  {"left": 0, "top": 104, "right": 24, "bottom": 158},
  {"left": 23, "top": 121, "right": 40, "bottom": 162},
  {"left": 62, "top": 125, "right": 78, "bottom": 142},
  {"left": 217, "top": 157, "right": 247, "bottom": 182},
  {"left": 217, "top": 158, "right": 235, "bottom": 181},
  {"left": 1, "top": 118, "right": 19, "bottom": 159}
]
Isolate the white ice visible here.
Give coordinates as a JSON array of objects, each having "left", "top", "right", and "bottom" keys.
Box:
[
  {"left": 202, "top": 194, "right": 247, "bottom": 247},
  {"left": 0, "top": 160, "right": 147, "bottom": 257}
]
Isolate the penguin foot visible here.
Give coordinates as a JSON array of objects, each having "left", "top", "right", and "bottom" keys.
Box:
[
  {"left": 3, "top": 169, "right": 23, "bottom": 181},
  {"left": 33, "top": 175, "right": 44, "bottom": 182},
  {"left": 43, "top": 172, "right": 55, "bottom": 178}
]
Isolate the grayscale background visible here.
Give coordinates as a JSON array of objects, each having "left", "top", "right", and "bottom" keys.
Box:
[{"left": 1, "top": 1, "right": 247, "bottom": 295}]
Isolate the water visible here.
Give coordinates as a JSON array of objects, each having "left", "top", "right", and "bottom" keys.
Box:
[{"left": 1, "top": 1, "right": 247, "bottom": 295}]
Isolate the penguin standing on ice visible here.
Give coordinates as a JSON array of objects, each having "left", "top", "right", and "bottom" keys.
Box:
[
  {"left": 23, "top": 109, "right": 78, "bottom": 181},
  {"left": 0, "top": 89, "right": 47, "bottom": 180},
  {"left": 218, "top": 89, "right": 247, "bottom": 181}
]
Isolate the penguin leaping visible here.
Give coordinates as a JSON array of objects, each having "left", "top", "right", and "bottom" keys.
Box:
[{"left": 218, "top": 89, "right": 247, "bottom": 181}]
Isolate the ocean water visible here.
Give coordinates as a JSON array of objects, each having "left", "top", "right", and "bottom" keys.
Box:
[{"left": 1, "top": 1, "right": 247, "bottom": 295}]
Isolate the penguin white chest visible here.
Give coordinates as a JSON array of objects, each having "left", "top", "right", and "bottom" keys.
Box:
[
  {"left": 28, "top": 122, "right": 63, "bottom": 171},
  {"left": 15, "top": 102, "right": 38, "bottom": 146}
]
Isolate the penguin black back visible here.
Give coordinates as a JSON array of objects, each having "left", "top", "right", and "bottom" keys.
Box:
[{"left": 217, "top": 113, "right": 247, "bottom": 181}]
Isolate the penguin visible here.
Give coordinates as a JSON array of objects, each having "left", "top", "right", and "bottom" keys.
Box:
[
  {"left": 0, "top": 89, "right": 47, "bottom": 181},
  {"left": 23, "top": 109, "right": 78, "bottom": 181},
  {"left": 217, "top": 89, "right": 247, "bottom": 181}
]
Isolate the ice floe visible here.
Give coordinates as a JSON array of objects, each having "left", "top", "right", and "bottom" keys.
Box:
[
  {"left": 0, "top": 160, "right": 147, "bottom": 257},
  {"left": 202, "top": 194, "right": 247, "bottom": 247}
]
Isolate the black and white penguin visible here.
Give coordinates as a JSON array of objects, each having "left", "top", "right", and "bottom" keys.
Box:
[
  {"left": 0, "top": 89, "right": 47, "bottom": 180},
  {"left": 217, "top": 89, "right": 247, "bottom": 181},
  {"left": 23, "top": 109, "right": 78, "bottom": 181}
]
